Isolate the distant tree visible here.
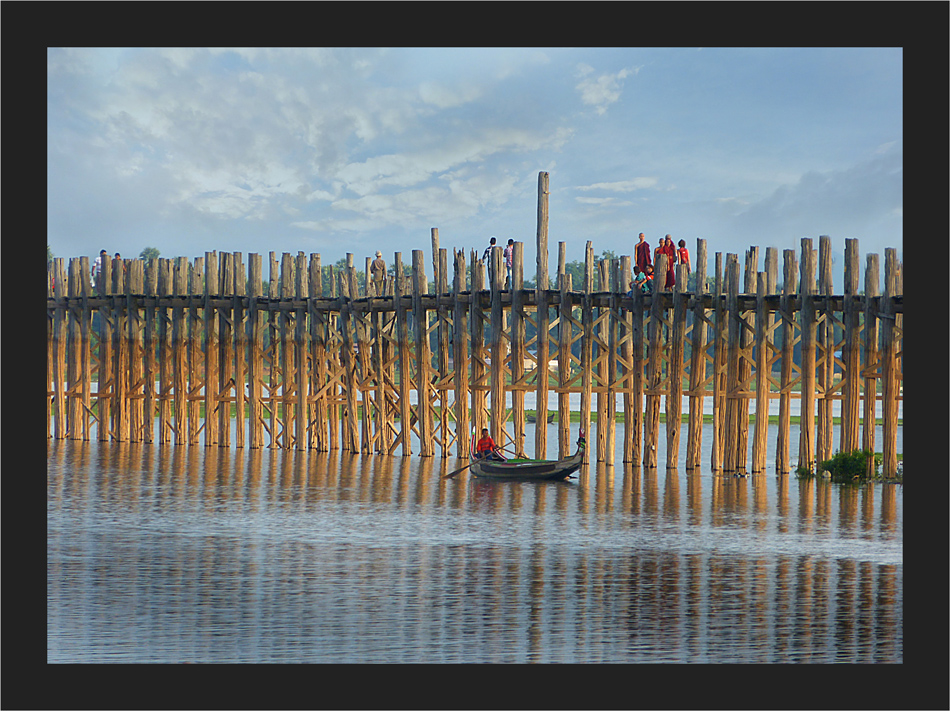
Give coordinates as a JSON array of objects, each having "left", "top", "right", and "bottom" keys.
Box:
[
  {"left": 139, "top": 247, "right": 161, "bottom": 260},
  {"left": 48, "top": 244, "right": 54, "bottom": 264}
]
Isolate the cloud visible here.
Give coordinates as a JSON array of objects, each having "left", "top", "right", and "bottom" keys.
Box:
[
  {"left": 576, "top": 178, "right": 658, "bottom": 192},
  {"left": 575, "top": 64, "right": 640, "bottom": 115}
]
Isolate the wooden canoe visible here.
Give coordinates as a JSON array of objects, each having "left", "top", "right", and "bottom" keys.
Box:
[{"left": 468, "top": 428, "right": 586, "bottom": 480}]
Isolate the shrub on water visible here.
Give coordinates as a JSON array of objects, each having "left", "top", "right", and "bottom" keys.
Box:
[{"left": 819, "top": 449, "right": 880, "bottom": 482}]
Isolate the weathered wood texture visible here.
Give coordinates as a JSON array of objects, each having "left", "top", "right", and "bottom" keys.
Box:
[{"left": 47, "top": 178, "right": 901, "bottom": 474}]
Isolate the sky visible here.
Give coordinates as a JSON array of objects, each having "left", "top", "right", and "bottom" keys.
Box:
[{"left": 47, "top": 47, "right": 902, "bottom": 281}]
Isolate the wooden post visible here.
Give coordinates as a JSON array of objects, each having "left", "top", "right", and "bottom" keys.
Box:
[
  {"left": 394, "top": 253, "right": 412, "bottom": 455},
  {"left": 710, "top": 253, "right": 725, "bottom": 470},
  {"left": 203, "top": 253, "right": 219, "bottom": 447},
  {"left": 862, "top": 253, "right": 880, "bottom": 457},
  {"left": 295, "top": 252, "right": 309, "bottom": 451},
  {"left": 723, "top": 255, "right": 741, "bottom": 472},
  {"left": 686, "top": 239, "right": 708, "bottom": 469},
  {"left": 217, "top": 253, "right": 235, "bottom": 447},
  {"left": 187, "top": 257, "right": 203, "bottom": 445},
  {"left": 128, "top": 259, "right": 145, "bottom": 443},
  {"left": 736, "top": 248, "right": 758, "bottom": 470},
  {"left": 52, "top": 259, "right": 68, "bottom": 440},
  {"left": 309, "top": 254, "right": 328, "bottom": 452},
  {"left": 596, "top": 259, "right": 609, "bottom": 462},
  {"left": 881, "top": 248, "right": 899, "bottom": 477},
  {"left": 66, "top": 259, "right": 83, "bottom": 440},
  {"left": 817, "top": 236, "right": 833, "bottom": 464},
  {"left": 412, "top": 249, "right": 434, "bottom": 456},
  {"left": 644, "top": 252, "right": 667, "bottom": 468},
  {"left": 489, "top": 244, "right": 506, "bottom": 449},
  {"left": 248, "top": 254, "right": 264, "bottom": 449},
  {"left": 80, "top": 257, "right": 93, "bottom": 441},
  {"left": 629, "top": 251, "right": 645, "bottom": 465},
  {"left": 776, "top": 249, "right": 798, "bottom": 472},
  {"left": 436, "top": 246, "right": 451, "bottom": 456},
  {"left": 140, "top": 258, "right": 156, "bottom": 444},
  {"left": 233, "top": 253, "right": 247, "bottom": 448},
  {"left": 604, "top": 259, "right": 618, "bottom": 466},
  {"left": 751, "top": 272, "right": 769, "bottom": 472},
  {"left": 535, "top": 171, "right": 550, "bottom": 459},
  {"left": 666, "top": 263, "right": 687, "bottom": 468},
  {"left": 113, "top": 258, "right": 129, "bottom": 442},
  {"left": 579, "top": 242, "right": 594, "bottom": 464},
  {"left": 840, "top": 238, "right": 861, "bottom": 454},
  {"left": 453, "top": 249, "right": 470, "bottom": 456},
  {"left": 267, "top": 253, "right": 281, "bottom": 448},
  {"left": 798, "top": 238, "right": 818, "bottom": 473},
  {"left": 558, "top": 246, "right": 574, "bottom": 459},
  {"left": 619, "top": 255, "right": 634, "bottom": 464},
  {"left": 469, "top": 249, "right": 488, "bottom": 443},
  {"left": 339, "top": 265, "right": 360, "bottom": 452},
  {"left": 511, "top": 242, "right": 527, "bottom": 458}
]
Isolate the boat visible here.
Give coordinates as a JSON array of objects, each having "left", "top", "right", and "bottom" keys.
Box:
[{"left": 468, "top": 428, "right": 586, "bottom": 480}]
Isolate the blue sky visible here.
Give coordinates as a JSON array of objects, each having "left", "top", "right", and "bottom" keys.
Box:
[{"left": 47, "top": 47, "right": 902, "bottom": 278}]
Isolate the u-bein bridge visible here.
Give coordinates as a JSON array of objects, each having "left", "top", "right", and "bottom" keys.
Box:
[{"left": 47, "top": 174, "right": 903, "bottom": 475}]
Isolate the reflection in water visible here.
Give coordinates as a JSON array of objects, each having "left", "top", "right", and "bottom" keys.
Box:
[{"left": 48, "top": 437, "right": 902, "bottom": 664}]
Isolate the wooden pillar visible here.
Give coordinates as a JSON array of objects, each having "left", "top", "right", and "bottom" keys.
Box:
[
  {"left": 595, "top": 259, "right": 609, "bottom": 462},
  {"left": 579, "top": 242, "right": 594, "bottom": 464},
  {"left": 751, "top": 272, "right": 769, "bottom": 472},
  {"left": 511, "top": 242, "right": 527, "bottom": 458},
  {"left": 127, "top": 259, "right": 145, "bottom": 443},
  {"left": 295, "top": 252, "right": 309, "bottom": 451},
  {"left": 52, "top": 259, "right": 68, "bottom": 440},
  {"left": 489, "top": 244, "right": 506, "bottom": 449},
  {"left": 723, "top": 255, "right": 741, "bottom": 472},
  {"left": 113, "top": 258, "right": 129, "bottom": 442},
  {"left": 278, "top": 254, "right": 294, "bottom": 448},
  {"left": 557, "top": 245, "right": 573, "bottom": 459},
  {"left": 143, "top": 258, "right": 158, "bottom": 444},
  {"left": 203, "top": 253, "right": 219, "bottom": 447},
  {"left": 644, "top": 253, "right": 668, "bottom": 468},
  {"left": 248, "top": 254, "right": 264, "bottom": 449},
  {"left": 339, "top": 265, "right": 359, "bottom": 452},
  {"left": 66, "top": 259, "right": 83, "bottom": 440},
  {"left": 736, "top": 248, "right": 758, "bottom": 469},
  {"left": 798, "top": 238, "right": 818, "bottom": 473},
  {"left": 710, "top": 253, "right": 725, "bottom": 470},
  {"left": 776, "top": 250, "right": 797, "bottom": 472},
  {"left": 469, "top": 250, "right": 488, "bottom": 443},
  {"left": 686, "top": 239, "right": 708, "bottom": 469},
  {"left": 453, "top": 249, "right": 470, "bottom": 457},
  {"left": 308, "top": 254, "right": 327, "bottom": 452},
  {"left": 436, "top": 246, "right": 451, "bottom": 457},
  {"left": 233, "top": 253, "right": 247, "bottom": 448},
  {"left": 603, "top": 259, "right": 618, "bottom": 466},
  {"left": 880, "top": 248, "right": 899, "bottom": 477},
  {"left": 412, "top": 249, "right": 434, "bottom": 456},
  {"left": 862, "top": 253, "right": 880, "bottom": 457},
  {"left": 816, "top": 236, "right": 834, "bottom": 464},
  {"left": 217, "top": 254, "right": 235, "bottom": 446},
  {"left": 629, "top": 252, "right": 645, "bottom": 465},
  {"left": 187, "top": 257, "right": 203, "bottom": 445},
  {"left": 394, "top": 253, "right": 412, "bottom": 455},
  {"left": 534, "top": 171, "right": 550, "bottom": 459},
  {"left": 666, "top": 263, "right": 688, "bottom": 468},
  {"left": 80, "top": 257, "right": 94, "bottom": 441},
  {"left": 840, "top": 238, "right": 861, "bottom": 454}
]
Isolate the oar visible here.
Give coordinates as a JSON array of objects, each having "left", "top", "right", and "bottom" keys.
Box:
[{"left": 443, "top": 460, "right": 475, "bottom": 479}]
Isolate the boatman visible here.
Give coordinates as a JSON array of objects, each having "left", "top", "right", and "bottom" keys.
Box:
[{"left": 475, "top": 428, "right": 503, "bottom": 460}]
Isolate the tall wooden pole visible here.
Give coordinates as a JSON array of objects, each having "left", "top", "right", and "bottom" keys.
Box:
[{"left": 535, "top": 171, "right": 550, "bottom": 459}]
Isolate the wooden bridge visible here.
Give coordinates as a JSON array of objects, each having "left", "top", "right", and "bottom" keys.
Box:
[{"left": 47, "top": 173, "right": 903, "bottom": 475}]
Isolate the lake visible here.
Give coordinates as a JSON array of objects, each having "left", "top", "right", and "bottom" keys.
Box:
[{"left": 47, "top": 422, "right": 902, "bottom": 664}]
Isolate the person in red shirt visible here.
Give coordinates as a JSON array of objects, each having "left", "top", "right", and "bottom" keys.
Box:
[
  {"left": 475, "top": 428, "right": 502, "bottom": 460},
  {"left": 634, "top": 232, "right": 652, "bottom": 274},
  {"left": 677, "top": 239, "right": 691, "bottom": 279},
  {"left": 662, "top": 235, "right": 678, "bottom": 289}
]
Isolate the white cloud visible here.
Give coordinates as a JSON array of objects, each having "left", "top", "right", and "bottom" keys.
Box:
[
  {"left": 575, "top": 65, "right": 640, "bottom": 115},
  {"left": 576, "top": 178, "right": 658, "bottom": 192}
]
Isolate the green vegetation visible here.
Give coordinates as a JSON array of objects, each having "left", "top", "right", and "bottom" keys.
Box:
[{"left": 796, "top": 449, "right": 903, "bottom": 484}]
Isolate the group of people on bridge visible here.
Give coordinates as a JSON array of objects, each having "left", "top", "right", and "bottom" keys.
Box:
[{"left": 631, "top": 232, "right": 690, "bottom": 295}]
